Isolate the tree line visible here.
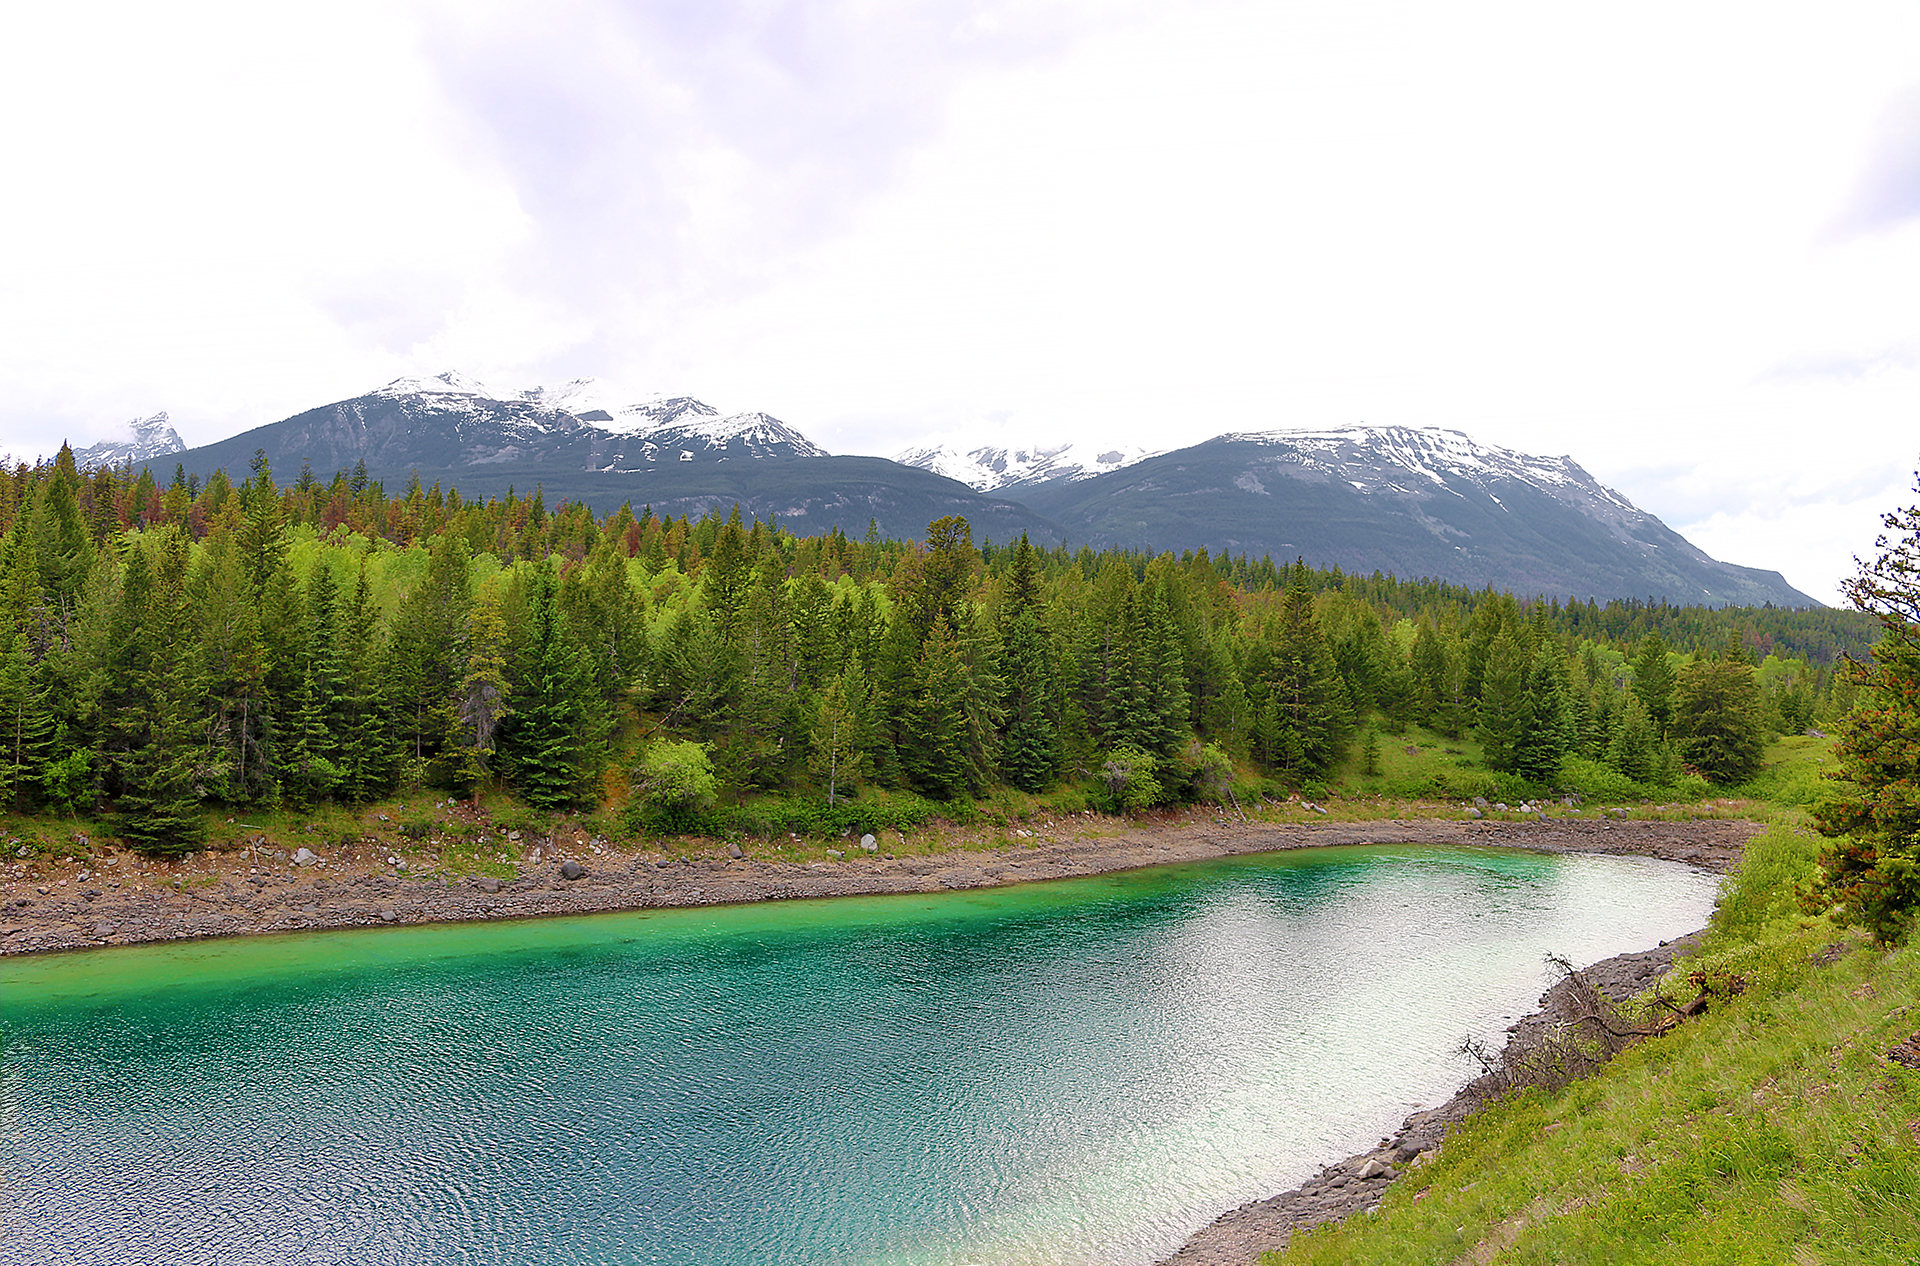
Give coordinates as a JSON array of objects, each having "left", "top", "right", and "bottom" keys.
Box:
[{"left": 0, "top": 446, "right": 1875, "bottom": 854}]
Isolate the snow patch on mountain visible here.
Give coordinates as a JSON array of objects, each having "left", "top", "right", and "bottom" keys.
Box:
[
  {"left": 372, "top": 370, "right": 496, "bottom": 399},
  {"left": 894, "top": 441, "right": 1151, "bottom": 492},
  {"left": 365, "top": 373, "right": 828, "bottom": 463},
  {"left": 1227, "top": 424, "right": 1636, "bottom": 508}
]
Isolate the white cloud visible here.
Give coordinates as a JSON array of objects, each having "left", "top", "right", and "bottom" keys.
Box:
[{"left": 0, "top": 0, "right": 1914, "bottom": 602}]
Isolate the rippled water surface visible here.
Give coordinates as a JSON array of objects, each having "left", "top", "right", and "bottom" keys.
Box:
[{"left": 1, "top": 845, "right": 1717, "bottom": 1266}]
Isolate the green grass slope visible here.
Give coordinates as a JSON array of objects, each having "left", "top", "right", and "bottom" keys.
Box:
[{"left": 1266, "top": 813, "right": 1920, "bottom": 1265}]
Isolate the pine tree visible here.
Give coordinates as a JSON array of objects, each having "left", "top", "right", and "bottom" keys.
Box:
[
  {"left": 1250, "top": 574, "right": 1351, "bottom": 783},
  {"left": 1604, "top": 690, "right": 1662, "bottom": 784},
  {"left": 446, "top": 578, "right": 511, "bottom": 795},
  {"left": 809, "top": 669, "right": 871, "bottom": 804},
  {"left": 1632, "top": 633, "right": 1678, "bottom": 736},
  {"left": 1479, "top": 635, "right": 1574, "bottom": 783},
  {"left": 116, "top": 530, "right": 206, "bottom": 856},
  {"left": 1813, "top": 480, "right": 1920, "bottom": 941},
  {"left": 498, "top": 564, "right": 603, "bottom": 810},
  {"left": 902, "top": 616, "right": 998, "bottom": 799},
  {"left": 1476, "top": 631, "right": 1531, "bottom": 774},
  {"left": 1672, "top": 651, "right": 1765, "bottom": 784},
  {"left": 0, "top": 520, "right": 52, "bottom": 808},
  {"left": 336, "top": 565, "right": 394, "bottom": 801},
  {"left": 997, "top": 536, "right": 1061, "bottom": 791}
]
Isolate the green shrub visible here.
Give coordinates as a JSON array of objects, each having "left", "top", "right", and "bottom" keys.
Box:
[
  {"left": 1556, "top": 756, "right": 1648, "bottom": 802},
  {"left": 711, "top": 791, "right": 940, "bottom": 839},
  {"left": 627, "top": 741, "right": 719, "bottom": 836},
  {"left": 1099, "top": 747, "right": 1162, "bottom": 813}
]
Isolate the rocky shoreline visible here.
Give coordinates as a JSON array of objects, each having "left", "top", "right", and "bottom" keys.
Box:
[
  {"left": 1154, "top": 930, "right": 1711, "bottom": 1265},
  {"left": 2, "top": 815, "right": 1755, "bottom": 956}
]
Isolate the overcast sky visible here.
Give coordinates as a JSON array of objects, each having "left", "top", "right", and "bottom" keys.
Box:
[{"left": 2, "top": 0, "right": 1914, "bottom": 603}]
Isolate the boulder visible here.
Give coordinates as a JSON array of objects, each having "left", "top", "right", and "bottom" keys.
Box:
[
  {"left": 474, "top": 876, "right": 502, "bottom": 893},
  {"left": 292, "top": 848, "right": 319, "bottom": 867},
  {"left": 559, "top": 860, "right": 586, "bottom": 880},
  {"left": 727, "top": 841, "right": 745, "bottom": 859},
  {"left": 827, "top": 849, "right": 844, "bottom": 859},
  {"left": 861, "top": 834, "right": 879, "bottom": 852},
  {"left": 1356, "top": 1158, "right": 1392, "bottom": 1179},
  {"left": 1466, "top": 806, "right": 1483, "bottom": 819}
]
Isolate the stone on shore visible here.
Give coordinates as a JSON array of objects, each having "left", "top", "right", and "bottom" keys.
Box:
[
  {"left": 727, "top": 842, "right": 745, "bottom": 859},
  {"left": 861, "top": 834, "right": 878, "bottom": 852},
  {"left": 560, "top": 860, "right": 586, "bottom": 880},
  {"left": 293, "top": 848, "right": 318, "bottom": 867}
]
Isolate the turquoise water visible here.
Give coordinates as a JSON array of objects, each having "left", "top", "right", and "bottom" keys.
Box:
[{"left": 0, "top": 845, "right": 1717, "bottom": 1266}]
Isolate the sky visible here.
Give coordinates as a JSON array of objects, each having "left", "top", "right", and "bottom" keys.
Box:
[{"left": 1, "top": 0, "right": 1914, "bottom": 604}]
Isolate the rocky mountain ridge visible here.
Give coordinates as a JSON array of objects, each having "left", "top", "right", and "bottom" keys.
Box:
[
  {"left": 1008, "top": 425, "right": 1817, "bottom": 606},
  {"left": 79, "top": 376, "right": 1817, "bottom": 606}
]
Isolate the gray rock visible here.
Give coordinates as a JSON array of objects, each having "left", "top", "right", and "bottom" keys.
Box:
[
  {"left": 861, "top": 834, "right": 879, "bottom": 852},
  {"left": 1474, "top": 796, "right": 1490, "bottom": 809},
  {"left": 292, "top": 847, "right": 319, "bottom": 867},
  {"left": 559, "top": 860, "right": 586, "bottom": 880},
  {"left": 474, "top": 876, "right": 501, "bottom": 893},
  {"left": 827, "top": 849, "right": 845, "bottom": 859},
  {"left": 1466, "top": 806, "right": 1483, "bottom": 819},
  {"left": 727, "top": 841, "right": 744, "bottom": 859},
  {"left": 1356, "top": 1158, "right": 1391, "bottom": 1179},
  {"left": 378, "top": 910, "right": 397, "bottom": 922}
]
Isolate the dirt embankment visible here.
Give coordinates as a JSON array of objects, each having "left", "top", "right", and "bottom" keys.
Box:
[{"left": 2, "top": 814, "right": 1755, "bottom": 957}]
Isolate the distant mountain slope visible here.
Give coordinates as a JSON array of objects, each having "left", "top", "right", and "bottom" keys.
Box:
[
  {"left": 370, "top": 458, "right": 1068, "bottom": 548},
  {"left": 172, "top": 373, "right": 828, "bottom": 480},
  {"left": 1011, "top": 425, "right": 1817, "bottom": 606},
  {"left": 893, "top": 441, "right": 1150, "bottom": 492},
  {"left": 139, "top": 376, "right": 1814, "bottom": 604},
  {"left": 156, "top": 374, "right": 1062, "bottom": 545}
]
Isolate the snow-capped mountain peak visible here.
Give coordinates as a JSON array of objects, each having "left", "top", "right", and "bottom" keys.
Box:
[
  {"left": 371, "top": 370, "right": 496, "bottom": 399},
  {"left": 70, "top": 412, "right": 186, "bottom": 469},
  {"left": 894, "top": 441, "right": 1151, "bottom": 492}
]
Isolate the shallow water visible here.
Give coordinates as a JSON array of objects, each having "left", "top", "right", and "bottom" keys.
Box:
[{"left": 0, "top": 844, "right": 1717, "bottom": 1266}]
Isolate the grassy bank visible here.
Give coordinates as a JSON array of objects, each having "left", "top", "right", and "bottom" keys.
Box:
[{"left": 1262, "top": 742, "right": 1920, "bottom": 1263}]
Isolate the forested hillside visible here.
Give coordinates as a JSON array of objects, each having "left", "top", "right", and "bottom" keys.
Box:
[{"left": 0, "top": 447, "right": 1877, "bottom": 855}]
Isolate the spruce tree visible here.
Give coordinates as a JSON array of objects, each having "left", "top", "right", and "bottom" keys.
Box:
[
  {"left": 116, "top": 530, "right": 206, "bottom": 856},
  {"left": 1672, "top": 651, "right": 1765, "bottom": 784},
  {"left": 1250, "top": 574, "right": 1351, "bottom": 784},
  {"left": 1604, "top": 690, "right": 1662, "bottom": 784},
  {"left": 1632, "top": 633, "right": 1678, "bottom": 736},
  {"left": 446, "top": 578, "right": 511, "bottom": 795},
  {"left": 1812, "top": 481, "right": 1920, "bottom": 941},
  {"left": 498, "top": 564, "right": 603, "bottom": 810},
  {"left": 998, "top": 536, "right": 1059, "bottom": 791},
  {"left": 903, "top": 616, "right": 980, "bottom": 799}
]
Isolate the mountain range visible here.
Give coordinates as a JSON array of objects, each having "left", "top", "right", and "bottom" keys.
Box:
[{"left": 70, "top": 374, "right": 1816, "bottom": 606}]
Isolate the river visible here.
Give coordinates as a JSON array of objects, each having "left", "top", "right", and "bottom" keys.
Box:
[{"left": 0, "top": 843, "right": 1717, "bottom": 1266}]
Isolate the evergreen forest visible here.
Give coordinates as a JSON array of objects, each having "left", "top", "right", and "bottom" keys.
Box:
[{"left": 0, "top": 446, "right": 1881, "bottom": 856}]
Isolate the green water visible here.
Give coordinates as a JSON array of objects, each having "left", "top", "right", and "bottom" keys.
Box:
[{"left": 0, "top": 845, "right": 1717, "bottom": 1266}]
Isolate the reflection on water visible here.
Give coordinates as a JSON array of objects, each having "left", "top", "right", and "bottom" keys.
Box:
[{"left": 0, "top": 845, "right": 1717, "bottom": 1266}]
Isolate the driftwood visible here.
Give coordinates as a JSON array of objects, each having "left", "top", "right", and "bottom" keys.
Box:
[{"left": 1459, "top": 954, "right": 1739, "bottom": 1098}]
